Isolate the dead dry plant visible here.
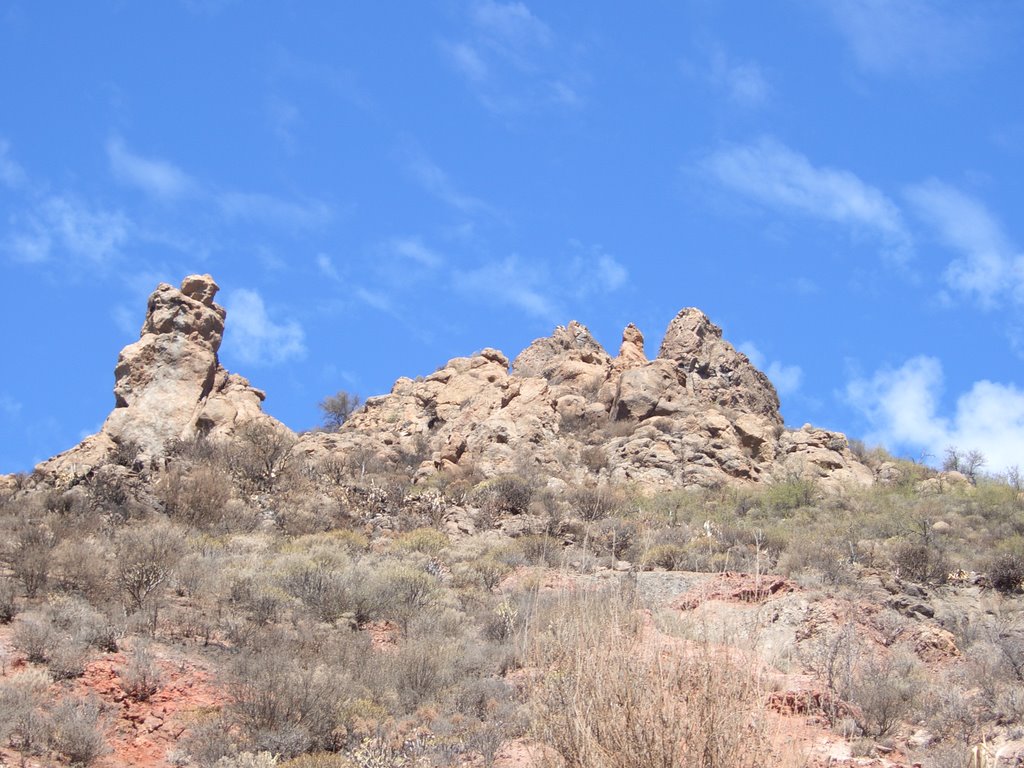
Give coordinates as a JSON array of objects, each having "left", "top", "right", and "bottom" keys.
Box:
[{"left": 527, "top": 592, "right": 782, "bottom": 768}]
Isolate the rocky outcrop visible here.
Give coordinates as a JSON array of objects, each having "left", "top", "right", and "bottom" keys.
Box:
[
  {"left": 38, "top": 275, "right": 276, "bottom": 480},
  {"left": 299, "top": 310, "right": 873, "bottom": 491},
  {"left": 31, "top": 275, "right": 873, "bottom": 492}
]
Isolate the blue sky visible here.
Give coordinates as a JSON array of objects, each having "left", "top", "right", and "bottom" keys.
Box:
[{"left": 2, "top": 1, "right": 1024, "bottom": 475}]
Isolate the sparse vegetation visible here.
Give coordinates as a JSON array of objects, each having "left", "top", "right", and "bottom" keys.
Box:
[{"left": 1, "top": 431, "right": 1023, "bottom": 767}]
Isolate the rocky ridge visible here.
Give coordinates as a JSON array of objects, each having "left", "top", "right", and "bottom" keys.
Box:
[{"left": 32, "top": 275, "right": 872, "bottom": 491}]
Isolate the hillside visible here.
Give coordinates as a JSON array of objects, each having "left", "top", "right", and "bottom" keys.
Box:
[{"left": 1, "top": 275, "right": 1022, "bottom": 768}]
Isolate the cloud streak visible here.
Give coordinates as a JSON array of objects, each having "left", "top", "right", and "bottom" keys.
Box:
[
  {"left": 904, "top": 179, "right": 1024, "bottom": 307},
  {"left": 107, "top": 137, "right": 196, "bottom": 200},
  {"left": 7, "top": 196, "right": 131, "bottom": 266},
  {"left": 406, "top": 151, "right": 490, "bottom": 215},
  {"left": 441, "top": 1, "right": 583, "bottom": 113},
  {"left": 454, "top": 255, "right": 556, "bottom": 319},
  {"left": 703, "top": 137, "right": 911, "bottom": 262},
  {"left": 825, "top": 0, "right": 991, "bottom": 76},
  {"left": 0, "top": 139, "right": 27, "bottom": 189}
]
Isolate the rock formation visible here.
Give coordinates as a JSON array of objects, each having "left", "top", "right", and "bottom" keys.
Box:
[
  {"left": 298, "top": 308, "right": 873, "bottom": 490},
  {"left": 38, "top": 275, "right": 275, "bottom": 480},
  {"left": 33, "top": 275, "right": 873, "bottom": 491}
]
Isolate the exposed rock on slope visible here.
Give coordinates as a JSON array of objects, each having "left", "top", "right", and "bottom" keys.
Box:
[
  {"left": 38, "top": 275, "right": 276, "bottom": 480},
  {"left": 299, "top": 308, "right": 872, "bottom": 490},
  {"left": 31, "top": 275, "right": 871, "bottom": 491}
]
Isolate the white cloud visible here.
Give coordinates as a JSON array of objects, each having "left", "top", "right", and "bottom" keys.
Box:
[
  {"left": 222, "top": 288, "right": 306, "bottom": 366},
  {"left": 0, "top": 139, "right": 26, "bottom": 189},
  {"left": 317, "top": 253, "right": 340, "bottom": 281},
  {"left": 107, "top": 137, "right": 195, "bottom": 201},
  {"left": 406, "top": 152, "right": 489, "bottom": 214},
  {"left": 738, "top": 342, "right": 803, "bottom": 396},
  {"left": 847, "top": 356, "right": 1024, "bottom": 473},
  {"left": 825, "top": 0, "right": 990, "bottom": 76},
  {"left": 904, "top": 178, "right": 1024, "bottom": 307},
  {"left": 442, "top": 1, "right": 582, "bottom": 113},
  {"left": 442, "top": 42, "right": 489, "bottom": 83},
  {"left": 267, "top": 95, "right": 300, "bottom": 152},
  {"left": 218, "top": 192, "right": 332, "bottom": 229},
  {"left": 0, "top": 393, "right": 22, "bottom": 419},
  {"left": 355, "top": 287, "right": 395, "bottom": 314},
  {"left": 391, "top": 237, "right": 443, "bottom": 268},
  {"left": 703, "top": 137, "right": 911, "bottom": 262},
  {"left": 567, "top": 241, "right": 628, "bottom": 295},
  {"left": 707, "top": 50, "right": 770, "bottom": 108},
  {"left": 454, "top": 255, "right": 556, "bottom": 318},
  {"left": 7, "top": 196, "right": 130, "bottom": 265},
  {"left": 472, "top": 1, "right": 552, "bottom": 56}
]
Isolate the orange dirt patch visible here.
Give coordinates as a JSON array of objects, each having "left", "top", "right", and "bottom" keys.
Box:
[
  {"left": 72, "top": 650, "right": 227, "bottom": 768},
  {"left": 672, "top": 571, "right": 797, "bottom": 610}
]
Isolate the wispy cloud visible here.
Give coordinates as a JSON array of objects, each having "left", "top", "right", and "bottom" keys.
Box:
[
  {"left": 454, "top": 255, "right": 556, "bottom": 318},
  {"left": 267, "top": 95, "right": 300, "bottom": 153},
  {"left": 472, "top": 0, "right": 552, "bottom": 58},
  {"left": 738, "top": 342, "right": 803, "bottom": 396},
  {"left": 355, "top": 287, "right": 396, "bottom": 314},
  {"left": 0, "top": 139, "right": 27, "bottom": 189},
  {"left": 685, "top": 47, "right": 771, "bottom": 108},
  {"left": 709, "top": 51, "right": 770, "bottom": 108},
  {"left": 7, "top": 196, "right": 130, "bottom": 266},
  {"left": 107, "top": 137, "right": 195, "bottom": 201},
  {"left": 390, "top": 237, "right": 443, "bottom": 268},
  {"left": 106, "top": 136, "right": 332, "bottom": 227},
  {"left": 442, "top": 41, "right": 489, "bottom": 83},
  {"left": 847, "top": 355, "right": 1024, "bottom": 473},
  {"left": 825, "top": 0, "right": 991, "bottom": 76},
  {"left": 0, "top": 393, "right": 22, "bottom": 419},
  {"left": 222, "top": 288, "right": 306, "bottom": 366},
  {"left": 316, "top": 253, "right": 341, "bottom": 281},
  {"left": 567, "top": 240, "right": 628, "bottom": 296},
  {"left": 218, "top": 191, "right": 332, "bottom": 229},
  {"left": 406, "top": 151, "right": 490, "bottom": 215},
  {"left": 904, "top": 179, "right": 1024, "bottom": 307},
  {"left": 702, "top": 137, "right": 911, "bottom": 262},
  {"left": 441, "top": 1, "right": 584, "bottom": 113}
]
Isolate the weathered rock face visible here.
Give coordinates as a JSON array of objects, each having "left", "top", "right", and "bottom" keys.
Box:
[
  {"left": 31, "top": 275, "right": 872, "bottom": 492},
  {"left": 298, "top": 309, "right": 873, "bottom": 491},
  {"left": 38, "top": 275, "right": 275, "bottom": 479}
]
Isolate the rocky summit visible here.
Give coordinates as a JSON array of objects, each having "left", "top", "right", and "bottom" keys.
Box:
[
  {"left": 38, "top": 274, "right": 871, "bottom": 491},
  {"left": 38, "top": 275, "right": 279, "bottom": 481}
]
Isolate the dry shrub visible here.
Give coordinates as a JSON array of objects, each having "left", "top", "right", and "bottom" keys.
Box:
[
  {"left": 13, "top": 612, "right": 57, "bottom": 663},
  {"left": 475, "top": 475, "right": 535, "bottom": 516},
  {"left": 892, "top": 540, "right": 950, "bottom": 584},
  {"left": 0, "top": 668, "right": 50, "bottom": 758},
  {"left": 229, "top": 653, "right": 346, "bottom": 757},
  {"left": 229, "top": 422, "right": 298, "bottom": 493},
  {"left": 570, "top": 486, "right": 627, "bottom": 522},
  {"left": 392, "top": 527, "right": 449, "bottom": 556},
  {"left": 48, "top": 694, "right": 109, "bottom": 766},
  {"left": 280, "top": 754, "right": 354, "bottom": 768},
  {"left": 528, "top": 593, "right": 778, "bottom": 768},
  {"left": 120, "top": 643, "right": 163, "bottom": 701},
  {"left": 987, "top": 543, "right": 1024, "bottom": 594},
  {"left": 0, "top": 576, "right": 16, "bottom": 623},
  {"left": 50, "top": 537, "right": 112, "bottom": 601},
  {"left": 158, "top": 464, "right": 235, "bottom": 531}
]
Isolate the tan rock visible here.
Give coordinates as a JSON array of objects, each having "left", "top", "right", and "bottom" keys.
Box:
[
  {"left": 657, "top": 308, "right": 781, "bottom": 421},
  {"left": 38, "top": 275, "right": 278, "bottom": 479}
]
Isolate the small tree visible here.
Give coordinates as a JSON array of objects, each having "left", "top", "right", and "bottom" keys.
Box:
[
  {"left": 942, "top": 446, "right": 985, "bottom": 483},
  {"left": 318, "top": 391, "right": 361, "bottom": 431}
]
